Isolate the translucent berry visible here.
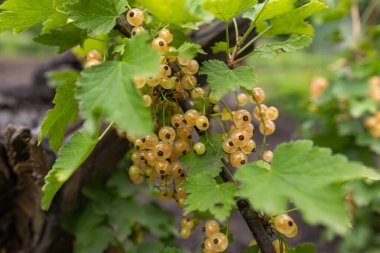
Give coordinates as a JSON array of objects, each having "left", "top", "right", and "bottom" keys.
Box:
[
  {"left": 259, "top": 120, "right": 276, "bottom": 136},
  {"left": 202, "top": 238, "right": 216, "bottom": 253},
  {"left": 273, "top": 239, "right": 287, "bottom": 253},
  {"left": 126, "top": 8, "right": 144, "bottom": 26},
  {"left": 252, "top": 87, "right": 265, "bottom": 103},
  {"left": 181, "top": 75, "right": 197, "bottom": 90},
  {"left": 128, "top": 165, "right": 141, "bottom": 177},
  {"left": 133, "top": 76, "right": 146, "bottom": 89},
  {"left": 158, "top": 127, "right": 176, "bottom": 142},
  {"left": 159, "top": 64, "right": 172, "bottom": 77},
  {"left": 171, "top": 114, "right": 187, "bottom": 128},
  {"left": 130, "top": 174, "right": 144, "bottom": 184},
  {"left": 274, "top": 214, "right": 298, "bottom": 238},
  {"left": 134, "top": 139, "right": 145, "bottom": 150},
  {"left": 222, "top": 138, "right": 238, "bottom": 154},
  {"left": 230, "top": 130, "right": 249, "bottom": 147},
  {"left": 145, "top": 151, "right": 158, "bottom": 166},
  {"left": 131, "top": 151, "right": 139, "bottom": 162},
  {"left": 184, "top": 109, "right": 200, "bottom": 126},
  {"left": 194, "top": 142, "right": 206, "bottom": 155},
  {"left": 191, "top": 87, "right": 205, "bottom": 99},
  {"left": 131, "top": 26, "right": 145, "bottom": 36},
  {"left": 263, "top": 150, "right": 273, "bottom": 163},
  {"left": 177, "top": 125, "right": 193, "bottom": 139},
  {"left": 230, "top": 151, "right": 247, "bottom": 168},
  {"left": 87, "top": 50, "right": 101, "bottom": 61},
  {"left": 210, "top": 233, "right": 229, "bottom": 252},
  {"left": 179, "top": 228, "right": 191, "bottom": 239},
  {"left": 85, "top": 59, "right": 101, "bottom": 68},
  {"left": 175, "top": 185, "right": 187, "bottom": 199},
  {"left": 204, "top": 220, "right": 220, "bottom": 237},
  {"left": 146, "top": 76, "right": 160, "bottom": 87},
  {"left": 167, "top": 46, "right": 177, "bottom": 62},
  {"left": 158, "top": 28, "right": 173, "bottom": 43},
  {"left": 233, "top": 109, "right": 251, "bottom": 127},
  {"left": 152, "top": 37, "right": 168, "bottom": 53},
  {"left": 155, "top": 160, "right": 170, "bottom": 175},
  {"left": 253, "top": 105, "right": 268, "bottom": 120},
  {"left": 181, "top": 217, "right": 195, "bottom": 229},
  {"left": 154, "top": 141, "right": 172, "bottom": 160},
  {"left": 266, "top": 106, "right": 279, "bottom": 121},
  {"left": 174, "top": 139, "right": 190, "bottom": 155},
  {"left": 237, "top": 93, "right": 249, "bottom": 106},
  {"left": 242, "top": 123, "right": 255, "bottom": 138},
  {"left": 178, "top": 56, "right": 191, "bottom": 66},
  {"left": 195, "top": 115, "right": 210, "bottom": 131},
  {"left": 241, "top": 139, "right": 256, "bottom": 154},
  {"left": 160, "top": 189, "right": 174, "bottom": 200},
  {"left": 161, "top": 77, "right": 176, "bottom": 89},
  {"left": 145, "top": 134, "right": 159, "bottom": 149},
  {"left": 170, "top": 161, "right": 184, "bottom": 177},
  {"left": 185, "top": 60, "right": 199, "bottom": 75},
  {"left": 143, "top": 95, "right": 152, "bottom": 107}
]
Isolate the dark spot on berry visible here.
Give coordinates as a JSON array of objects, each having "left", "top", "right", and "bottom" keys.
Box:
[
  {"left": 142, "top": 138, "right": 146, "bottom": 142},
  {"left": 159, "top": 41, "right": 164, "bottom": 47},
  {"left": 182, "top": 150, "right": 187, "bottom": 155},
  {"left": 162, "top": 192, "right": 168, "bottom": 196},
  {"left": 166, "top": 58, "right": 170, "bottom": 63},
  {"left": 136, "top": 146, "right": 140, "bottom": 150},
  {"left": 214, "top": 202, "right": 224, "bottom": 208},
  {"left": 243, "top": 115, "right": 249, "bottom": 121},
  {"left": 175, "top": 123, "right": 179, "bottom": 127},
  {"left": 158, "top": 151, "right": 164, "bottom": 156},
  {"left": 164, "top": 65, "right": 169, "bottom": 70},
  {"left": 178, "top": 169, "right": 182, "bottom": 174},
  {"left": 202, "top": 227, "right": 206, "bottom": 232},
  {"left": 241, "top": 160, "right": 246, "bottom": 165},
  {"left": 165, "top": 133, "right": 171, "bottom": 139},
  {"left": 160, "top": 175, "right": 165, "bottom": 180},
  {"left": 229, "top": 141, "right": 234, "bottom": 146},
  {"left": 253, "top": 148, "right": 256, "bottom": 152},
  {"left": 129, "top": 11, "right": 135, "bottom": 17},
  {"left": 183, "top": 119, "right": 187, "bottom": 124},
  {"left": 180, "top": 173, "right": 185, "bottom": 178},
  {"left": 188, "top": 135, "right": 192, "bottom": 139},
  {"left": 213, "top": 239, "right": 219, "bottom": 244},
  {"left": 132, "top": 31, "right": 136, "bottom": 35},
  {"left": 201, "top": 243, "right": 205, "bottom": 248},
  {"left": 140, "top": 156, "right": 144, "bottom": 160},
  {"left": 288, "top": 220, "right": 293, "bottom": 226},
  {"left": 239, "top": 135, "right": 244, "bottom": 140},
  {"left": 166, "top": 158, "right": 171, "bottom": 163},
  {"left": 203, "top": 123, "right": 208, "bottom": 127},
  {"left": 160, "top": 170, "right": 165, "bottom": 174}
]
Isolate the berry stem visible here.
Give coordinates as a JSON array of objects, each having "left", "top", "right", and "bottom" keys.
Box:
[{"left": 98, "top": 122, "right": 115, "bottom": 141}]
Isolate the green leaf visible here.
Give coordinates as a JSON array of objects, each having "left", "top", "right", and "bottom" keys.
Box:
[
  {"left": 253, "top": 35, "right": 312, "bottom": 59},
  {"left": 38, "top": 81, "right": 79, "bottom": 153},
  {"left": 235, "top": 140, "right": 380, "bottom": 234},
  {"left": 357, "top": 133, "right": 380, "bottom": 155},
  {"left": 65, "top": 0, "right": 127, "bottom": 37},
  {"left": 211, "top": 41, "right": 228, "bottom": 54},
  {"left": 203, "top": 0, "right": 257, "bottom": 21},
  {"left": 349, "top": 99, "right": 377, "bottom": 118},
  {"left": 288, "top": 244, "right": 316, "bottom": 253},
  {"left": 0, "top": 0, "right": 68, "bottom": 33},
  {"left": 42, "top": 132, "right": 98, "bottom": 210},
  {"left": 138, "top": 0, "right": 201, "bottom": 25},
  {"left": 241, "top": 246, "right": 260, "bottom": 253},
  {"left": 199, "top": 60, "right": 256, "bottom": 100},
  {"left": 46, "top": 70, "right": 80, "bottom": 88},
  {"left": 42, "top": 12, "right": 68, "bottom": 33},
  {"left": 76, "top": 33, "right": 160, "bottom": 136},
  {"left": 182, "top": 172, "right": 236, "bottom": 221},
  {"left": 34, "top": 23, "right": 84, "bottom": 53},
  {"left": 160, "top": 247, "right": 183, "bottom": 253},
  {"left": 243, "top": 0, "right": 294, "bottom": 23},
  {"left": 256, "top": 0, "right": 328, "bottom": 36},
  {"left": 180, "top": 135, "right": 225, "bottom": 177},
  {"left": 165, "top": 42, "right": 206, "bottom": 59}
]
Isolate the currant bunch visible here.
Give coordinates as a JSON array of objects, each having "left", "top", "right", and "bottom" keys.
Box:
[
  {"left": 249, "top": 239, "right": 287, "bottom": 253},
  {"left": 179, "top": 216, "right": 195, "bottom": 239},
  {"left": 202, "top": 220, "right": 228, "bottom": 253},
  {"left": 365, "top": 111, "right": 380, "bottom": 138}
]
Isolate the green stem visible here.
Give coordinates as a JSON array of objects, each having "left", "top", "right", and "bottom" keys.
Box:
[
  {"left": 98, "top": 122, "right": 115, "bottom": 141},
  {"left": 233, "top": 18, "right": 239, "bottom": 42},
  {"left": 226, "top": 21, "right": 231, "bottom": 57},
  {"left": 219, "top": 100, "right": 235, "bottom": 125},
  {"left": 238, "top": 25, "right": 272, "bottom": 55}
]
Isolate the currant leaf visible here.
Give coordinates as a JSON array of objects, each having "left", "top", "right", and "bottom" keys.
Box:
[
  {"left": 64, "top": 0, "right": 126, "bottom": 37},
  {"left": 199, "top": 60, "right": 256, "bottom": 100},
  {"left": 166, "top": 42, "right": 206, "bottom": 59},
  {"left": 243, "top": 0, "right": 294, "bottom": 24},
  {"left": 38, "top": 81, "right": 79, "bottom": 153},
  {"left": 203, "top": 0, "right": 257, "bottom": 22},
  {"left": 182, "top": 172, "right": 236, "bottom": 221},
  {"left": 253, "top": 35, "right": 313, "bottom": 59},
  {"left": 34, "top": 23, "right": 84, "bottom": 53},
  {"left": 0, "top": 0, "right": 68, "bottom": 33},
  {"left": 235, "top": 140, "right": 380, "bottom": 234},
  {"left": 76, "top": 33, "right": 160, "bottom": 136},
  {"left": 180, "top": 135, "right": 225, "bottom": 177},
  {"left": 211, "top": 41, "right": 228, "bottom": 54},
  {"left": 42, "top": 131, "right": 98, "bottom": 210},
  {"left": 287, "top": 244, "right": 316, "bottom": 253}
]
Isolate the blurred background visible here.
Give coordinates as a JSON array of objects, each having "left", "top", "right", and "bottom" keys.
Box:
[{"left": 0, "top": 0, "right": 379, "bottom": 252}]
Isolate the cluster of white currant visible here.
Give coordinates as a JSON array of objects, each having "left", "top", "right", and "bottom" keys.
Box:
[
  {"left": 202, "top": 220, "right": 228, "bottom": 253},
  {"left": 179, "top": 216, "right": 195, "bottom": 239}
]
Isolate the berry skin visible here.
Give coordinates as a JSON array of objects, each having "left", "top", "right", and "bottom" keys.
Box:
[
  {"left": 154, "top": 141, "right": 172, "bottom": 160},
  {"left": 252, "top": 87, "right": 265, "bottom": 103},
  {"left": 259, "top": 120, "right": 276, "bottom": 136},
  {"left": 166, "top": 46, "right": 177, "bottom": 62},
  {"left": 230, "top": 151, "right": 248, "bottom": 168},
  {"left": 191, "top": 87, "right": 205, "bottom": 99},
  {"left": 237, "top": 93, "right": 249, "bottom": 106},
  {"left": 195, "top": 115, "right": 210, "bottom": 131},
  {"left": 222, "top": 138, "right": 238, "bottom": 154},
  {"left": 130, "top": 174, "right": 144, "bottom": 184},
  {"left": 185, "top": 60, "right": 200, "bottom": 75},
  {"left": 184, "top": 109, "right": 200, "bottom": 126},
  {"left": 204, "top": 220, "right": 220, "bottom": 237},
  {"left": 253, "top": 105, "right": 268, "bottom": 120},
  {"left": 274, "top": 214, "right": 298, "bottom": 238},
  {"left": 242, "top": 123, "right": 255, "bottom": 138},
  {"left": 179, "top": 228, "right": 191, "bottom": 239},
  {"left": 161, "top": 77, "right": 176, "bottom": 89},
  {"left": 126, "top": 8, "right": 144, "bottom": 26},
  {"left": 133, "top": 76, "right": 146, "bottom": 89},
  {"left": 145, "top": 150, "right": 158, "bottom": 166},
  {"left": 143, "top": 95, "right": 152, "bottom": 107},
  {"left": 128, "top": 165, "right": 141, "bottom": 177},
  {"left": 170, "top": 161, "right": 184, "bottom": 177},
  {"left": 152, "top": 37, "right": 168, "bottom": 53},
  {"left": 158, "top": 28, "right": 173, "bottom": 43},
  {"left": 171, "top": 114, "right": 187, "bottom": 128},
  {"left": 230, "top": 130, "right": 249, "bottom": 147},
  {"left": 241, "top": 139, "right": 256, "bottom": 154},
  {"left": 178, "top": 56, "right": 191, "bottom": 66},
  {"left": 177, "top": 125, "right": 193, "bottom": 139},
  {"left": 134, "top": 139, "right": 145, "bottom": 150},
  {"left": 85, "top": 59, "right": 101, "bottom": 68},
  {"left": 181, "top": 75, "right": 197, "bottom": 90},
  {"left": 154, "top": 160, "right": 170, "bottom": 175},
  {"left": 202, "top": 238, "right": 216, "bottom": 253},
  {"left": 181, "top": 217, "right": 195, "bottom": 229},
  {"left": 131, "top": 26, "right": 145, "bottom": 36},
  {"left": 263, "top": 150, "right": 273, "bottom": 163},
  {"left": 145, "top": 134, "right": 159, "bottom": 149},
  {"left": 87, "top": 50, "right": 101, "bottom": 61},
  {"left": 194, "top": 142, "right": 206, "bottom": 155},
  {"left": 159, "top": 64, "right": 172, "bottom": 77},
  {"left": 273, "top": 239, "right": 287, "bottom": 253},
  {"left": 210, "top": 233, "right": 229, "bottom": 252},
  {"left": 233, "top": 109, "right": 251, "bottom": 127},
  {"left": 146, "top": 76, "right": 160, "bottom": 87},
  {"left": 174, "top": 139, "right": 190, "bottom": 155},
  {"left": 266, "top": 106, "right": 279, "bottom": 121}
]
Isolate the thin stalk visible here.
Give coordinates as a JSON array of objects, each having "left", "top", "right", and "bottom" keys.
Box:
[
  {"left": 238, "top": 25, "right": 272, "bottom": 55},
  {"left": 98, "top": 122, "right": 115, "bottom": 141}
]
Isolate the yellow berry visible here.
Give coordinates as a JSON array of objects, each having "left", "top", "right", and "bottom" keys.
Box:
[
  {"left": 171, "top": 114, "right": 187, "bottom": 128},
  {"left": 274, "top": 214, "right": 298, "bottom": 238},
  {"left": 229, "top": 151, "right": 247, "bottom": 168},
  {"left": 184, "top": 109, "right": 200, "bottom": 126},
  {"left": 142, "top": 95, "right": 152, "bottom": 107},
  {"left": 181, "top": 75, "right": 197, "bottom": 90},
  {"left": 133, "top": 76, "right": 146, "bottom": 89},
  {"left": 266, "top": 106, "right": 279, "bottom": 121},
  {"left": 87, "top": 49, "right": 101, "bottom": 61},
  {"left": 146, "top": 76, "right": 160, "bottom": 87},
  {"left": 159, "top": 126, "right": 176, "bottom": 142},
  {"left": 177, "top": 125, "right": 193, "bottom": 139},
  {"left": 179, "top": 228, "right": 191, "bottom": 239},
  {"left": 259, "top": 120, "right": 276, "bottom": 136},
  {"left": 252, "top": 87, "right": 265, "bottom": 103},
  {"left": 204, "top": 220, "right": 220, "bottom": 237},
  {"left": 237, "top": 93, "right": 249, "bottom": 106},
  {"left": 191, "top": 87, "right": 205, "bottom": 99},
  {"left": 233, "top": 109, "right": 251, "bottom": 127},
  {"left": 194, "top": 142, "right": 206, "bottom": 155},
  {"left": 222, "top": 138, "right": 238, "bottom": 154},
  {"left": 131, "top": 26, "right": 145, "bottom": 36},
  {"left": 158, "top": 28, "right": 173, "bottom": 43},
  {"left": 151, "top": 37, "right": 168, "bottom": 53},
  {"left": 263, "top": 150, "right": 273, "bottom": 163},
  {"left": 178, "top": 56, "right": 191, "bottom": 65},
  {"left": 241, "top": 139, "right": 256, "bottom": 154},
  {"left": 210, "top": 232, "right": 229, "bottom": 252},
  {"left": 126, "top": 8, "right": 144, "bottom": 26},
  {"left": 185, "top": 59, "right": 200, "bottom": 74},
  {"left": 195, "top": 115, "right": 210, "bottom": 131}
]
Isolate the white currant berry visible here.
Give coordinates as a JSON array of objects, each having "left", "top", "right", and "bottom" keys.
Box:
[
  {"left": 194, "top": 142, "right": 206, "bottom": 155},
  {"left": 126, "top": 8, "right": 144, "bottom": 26}
]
